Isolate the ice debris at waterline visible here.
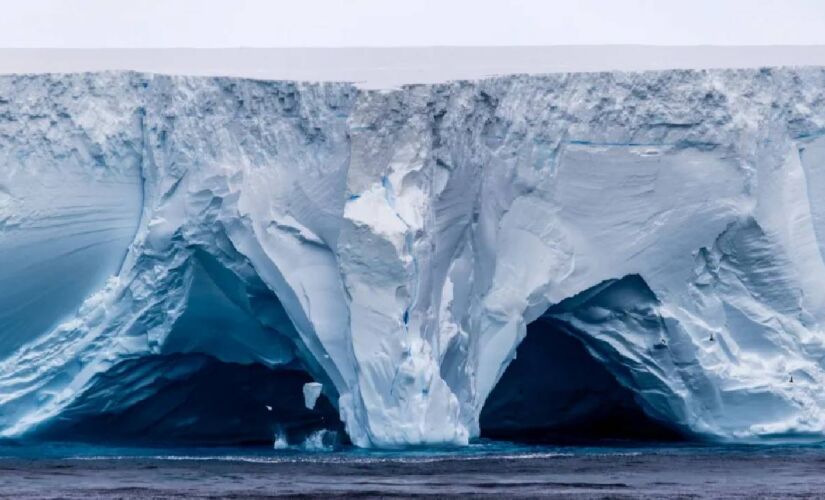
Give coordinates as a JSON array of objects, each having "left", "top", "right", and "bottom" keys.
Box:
[{"left": 3, "top": 68, "right": 825, "bottom": 448}]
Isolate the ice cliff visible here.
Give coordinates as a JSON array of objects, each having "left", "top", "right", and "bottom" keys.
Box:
[{"left": 3, "top": 68, "right": 825, "bottom": 447}]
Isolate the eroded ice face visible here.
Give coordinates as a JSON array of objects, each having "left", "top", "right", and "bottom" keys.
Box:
[{"left": 3, "top": 68, "right": 825, "bottom": 448}]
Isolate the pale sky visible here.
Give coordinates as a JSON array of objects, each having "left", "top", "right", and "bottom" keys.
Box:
[{"left": 1, "top": 0, "right": 824, "bottom": 48}]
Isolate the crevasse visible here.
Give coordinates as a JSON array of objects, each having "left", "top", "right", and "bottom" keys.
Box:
[{"left": 3, "top": 69, "right": 825, "bottom": 447}]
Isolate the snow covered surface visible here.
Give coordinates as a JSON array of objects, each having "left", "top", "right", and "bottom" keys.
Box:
[
  {"left": 4, "top": 61, "right": 825, "bottom": 447},
  {"left": 4, "top": 47, "right": 825, "bottom": 89}
]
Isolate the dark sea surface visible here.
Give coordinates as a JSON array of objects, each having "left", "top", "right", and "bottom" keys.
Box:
[{"left": 1, "top": 441, "right": 825, "bottom": 498}]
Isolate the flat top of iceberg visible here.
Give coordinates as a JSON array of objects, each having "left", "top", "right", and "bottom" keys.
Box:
[{"left": 2, "top": 46, "right": 825, "bottom": 89}]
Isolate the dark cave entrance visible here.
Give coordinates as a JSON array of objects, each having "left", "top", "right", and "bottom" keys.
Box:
[
  {"left": 479, "top": 315, "right": 684, "bottom": 445},
  {"left": 35, "top": 353, "right": 343, "bottom": 446},
  {"left": 33, "top": 248, "right": 345, "bottom": 447}
]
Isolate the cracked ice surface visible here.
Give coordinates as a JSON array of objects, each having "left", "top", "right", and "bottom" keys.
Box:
[{"left": 4, "top": 69, "right": 825, "bottom": 447}]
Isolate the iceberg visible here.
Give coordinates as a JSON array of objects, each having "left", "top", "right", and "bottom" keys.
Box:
[{"left": 3, "top": 68, "right": 825, "bottom": 447}]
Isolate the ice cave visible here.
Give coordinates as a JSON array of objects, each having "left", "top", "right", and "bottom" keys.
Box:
[{"left": 3, "top": 67, "right": 825, "bottom": 448}]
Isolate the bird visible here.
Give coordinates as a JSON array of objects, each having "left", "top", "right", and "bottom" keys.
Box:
[{"left": 265, "top": 405, "right": 273, "bottom": 411}]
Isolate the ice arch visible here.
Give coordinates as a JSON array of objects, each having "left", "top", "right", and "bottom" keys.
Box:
[
  {"left": 32, "top": 247, "right": 344, "bottom": 446},
  {"left": 480, "top": 319, "right": 683, "bottom": 443},
  {"left": 5, "top": 69, "right": 825, "bottom": 448},
  {"left": 480, "top": 276, "right": 689, "bottom": 443},
  {"left": 0, "top": 74, "right": 358, "bottom": 446},
  {"left": 0, "top": 236, "right": 346, "bottom": 443}
]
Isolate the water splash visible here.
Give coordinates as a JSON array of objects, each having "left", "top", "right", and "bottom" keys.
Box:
[
  {"left": 302, "top": 429, "right": 337, "bottom": 451},
  {"left": 272, "top": 427, "right": 288, "bottom": 450}
]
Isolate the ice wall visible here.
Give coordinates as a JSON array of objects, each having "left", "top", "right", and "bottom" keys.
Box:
[{"left": 3, "top": 68, "right": 825, "bottom": 447}]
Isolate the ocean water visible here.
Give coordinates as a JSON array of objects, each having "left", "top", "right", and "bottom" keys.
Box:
[{"left": 2, "top": 441, "right": 825, "bottom": 498}]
